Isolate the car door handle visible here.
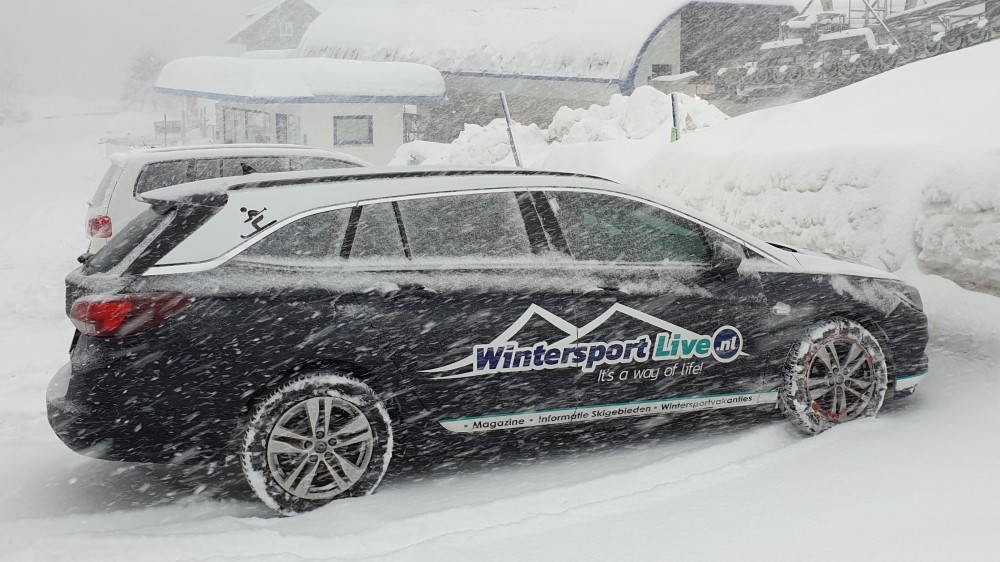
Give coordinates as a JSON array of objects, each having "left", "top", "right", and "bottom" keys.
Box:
[
  {"left": 384, "top": 283, "right": 438, "bottom": 299},
  {"left": 584, "top": 286, "right": 629, "bottom": 294}
]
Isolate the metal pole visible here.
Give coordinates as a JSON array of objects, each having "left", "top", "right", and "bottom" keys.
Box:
[
  {"left": 860, "top": 0, "right": 900, "bottom": 46},
  {"left": 670, "top": 93, "right": 681, "bottom": 142},
  {"left": 163, "top": 114, "right": 168, "bottom": 147},
  {"left": 499, "top": 91, "right": 522, "bottom": 167}
]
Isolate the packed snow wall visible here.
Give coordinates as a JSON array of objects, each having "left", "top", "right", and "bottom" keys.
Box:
[{"left": 639, "top": 42, "right": 1000, "bottom": 294}]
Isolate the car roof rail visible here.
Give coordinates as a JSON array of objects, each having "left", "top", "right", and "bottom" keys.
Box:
[{"left": 227, "top": 168, "right": 615, "bottom": 191}]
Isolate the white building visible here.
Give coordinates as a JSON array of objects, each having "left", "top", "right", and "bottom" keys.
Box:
[
  {"left": 296, "top": 0, "right": 798, "bottom": 138},
  {"left": 153, "top": 56, "right": 446, "bottom": 164}
]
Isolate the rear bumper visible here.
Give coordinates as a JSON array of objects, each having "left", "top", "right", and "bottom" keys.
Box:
[{"left": 47, "top": 362, "right": 236, "bottom": 464}]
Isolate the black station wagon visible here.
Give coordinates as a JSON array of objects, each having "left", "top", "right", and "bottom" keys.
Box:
[{"left": 48, "top": 168, "right": 928, "bottom": 514}]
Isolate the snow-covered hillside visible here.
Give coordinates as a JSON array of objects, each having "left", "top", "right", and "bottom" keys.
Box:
[{"left": 1, "top": 72, "right": 999, "bottom": 560}]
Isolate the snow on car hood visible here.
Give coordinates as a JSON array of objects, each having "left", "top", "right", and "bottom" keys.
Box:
[{"left": 772, "top": 243, "right": 900, "bottom": 280}]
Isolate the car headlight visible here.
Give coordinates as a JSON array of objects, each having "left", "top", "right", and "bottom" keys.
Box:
[{"left": 894, "top": 286, "right": 923, "bottom": 312}]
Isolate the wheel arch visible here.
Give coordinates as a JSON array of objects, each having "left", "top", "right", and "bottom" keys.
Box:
[{"left": 235, "top": 358, "right": 407, "bottom": 434}]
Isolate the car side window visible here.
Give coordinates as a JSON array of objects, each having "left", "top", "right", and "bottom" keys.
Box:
[
  {"left": 221, "top": 157, "right": 291, "bottom": 176},
  {"left": 135, "top": 161, "right": 189, "bottom": 194},
  {"left": 350, "top": 203, "right": 406, "bottom": 259},
  {"left": 547, "top": 192, "right": 710, "bottom": 264},
  {"left": 241, "top": 208, "right": 351, "bottom": 260},
  {"left": 192, "top": 158, "right": 222, "bottom": 181},
  {"left": 395, "top": 192, "right": 532, "bottom": 258},
  {"left": 293, "top": 156, "right": 360, "bottom": 171}
]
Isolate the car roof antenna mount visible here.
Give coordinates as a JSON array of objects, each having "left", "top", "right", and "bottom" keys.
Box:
[{"left": 499, "top": 91, "right": 523, "bottom": 168}]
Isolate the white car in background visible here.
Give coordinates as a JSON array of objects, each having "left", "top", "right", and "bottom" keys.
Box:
[{"left": 85, "top": 144, "right": 369, "bottom": 252}]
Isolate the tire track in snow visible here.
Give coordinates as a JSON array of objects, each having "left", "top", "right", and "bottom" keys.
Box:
[{"left": 7, "top": 422, "right": 799, "bottom": 561}]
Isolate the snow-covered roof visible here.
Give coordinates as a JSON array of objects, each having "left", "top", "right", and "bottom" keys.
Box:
[
  {"left": 297, "top": 0, "right": 799, "bottom": 90},
  {"left": 109, "top": 144, "right": 371, "bottom": 170},
  {"left": 153, "top": 56, "right": 446, "bottom": 104},
  {"left": 230, "top": 0, "right": 341, "bottom": 43}
]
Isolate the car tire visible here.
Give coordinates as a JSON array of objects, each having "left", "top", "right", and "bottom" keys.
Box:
[
  {"left": 779, "top": 319, "right": 888, "bottom": 435},
  {"left": 239, "top": 373, "right": 393, "bottom": 515}
]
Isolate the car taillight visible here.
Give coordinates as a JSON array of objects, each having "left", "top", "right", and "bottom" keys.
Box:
[
  {"left": 70, "top": 293, "right": 192, "bottom": 337},
  {"left": 87, "top": 215, "right": 113, "bottom": 238}
]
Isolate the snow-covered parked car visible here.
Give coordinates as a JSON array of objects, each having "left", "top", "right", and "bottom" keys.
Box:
[
  {"left": 48, "top": 167, "right": 928, "bottom": 514},
  {"left": 85, "top": 144, "right": 370, "bottom": 253}
]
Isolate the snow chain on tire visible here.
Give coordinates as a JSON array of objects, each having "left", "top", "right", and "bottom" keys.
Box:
[{"left": 779, "top": 319, "right": 888, "bottom": 435}]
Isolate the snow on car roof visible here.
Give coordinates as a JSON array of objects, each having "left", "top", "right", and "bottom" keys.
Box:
[
  {"left": 111, "top": 145, "right": 371, "bottom": 167},
  {"left": 154, "top": 56, "right": 446, "bottom": 104},
  {"left": 142, "top": 166, "right": 617, "bottom": 203},
  {"left": 298, "top": 0, "right": 798, "bottom": 85}
]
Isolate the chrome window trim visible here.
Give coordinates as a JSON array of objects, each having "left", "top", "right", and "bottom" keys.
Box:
[{"left": 144, "top": 183, "right": 790, "bottom": 276}]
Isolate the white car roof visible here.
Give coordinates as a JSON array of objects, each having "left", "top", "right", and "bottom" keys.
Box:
[
  {"left": 109, "top": 144, "right": 371, "bottom": 168},
  {"left": 142, "top": 167, "right": 798, "bottom": 276}
]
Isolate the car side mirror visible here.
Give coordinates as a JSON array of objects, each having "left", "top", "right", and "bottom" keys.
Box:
[{"left": 710, "top": 242, "right": 743, "bottom": 279}]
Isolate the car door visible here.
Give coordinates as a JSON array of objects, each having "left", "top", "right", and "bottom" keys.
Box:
[
  {"left": 537, "top": 189, "right": 775, "bottom": 416},
  {"left": 346, "top": 189, "right": 599, "bottom": 432}
]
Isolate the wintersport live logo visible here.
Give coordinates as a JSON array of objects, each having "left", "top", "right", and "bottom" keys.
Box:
[
  {"left": 421, "top": 303, "right": 747, "bottom": 380},
  {"left": 473, "top": 326, "right": 744, "bottom": 375}
]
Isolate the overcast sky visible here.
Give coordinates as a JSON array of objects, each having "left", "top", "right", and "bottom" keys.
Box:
[{"left": 0, "top": 0, "right": 263, "bottom": 99}]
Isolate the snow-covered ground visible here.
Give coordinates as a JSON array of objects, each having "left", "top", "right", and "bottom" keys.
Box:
[{"left": 2, "top": 60, "right": 1000, "bottom": 560}]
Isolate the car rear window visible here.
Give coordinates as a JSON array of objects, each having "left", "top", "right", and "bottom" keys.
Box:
[
  {"left": 83, "top": 208, "right": 172, "bottom": 274},
  {"left": 241, "top": 208, "right": 352, "bottom": 260},
  {"left": 83, "top": 202, "right": 223, "bottom": 275}
]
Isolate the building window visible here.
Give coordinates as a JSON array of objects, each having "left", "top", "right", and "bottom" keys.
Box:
[
  {"left": 403, "top": 108, "right": 426, "bottom": 143},
  {"left": 651, "top": 64, "right": 673, "bottom": 78},
  {"left": 333, "top": 115, "right": 373, "bottom": 146},
  {"left": 222, "top": 107, "right": 271, "bottom": 143},
  {"left": 279, "top": 22, "right": 294, "bottom": 37},
  {"left": 276, "top": 114, "right": 301, "bottom": 144}
]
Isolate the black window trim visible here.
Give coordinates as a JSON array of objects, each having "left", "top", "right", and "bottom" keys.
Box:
[
  {"left": 205, "top": 186, "right": 785, "bottom": 276},
  {"left": 342, "top": 188, "right": 554, "bottom": 262}
]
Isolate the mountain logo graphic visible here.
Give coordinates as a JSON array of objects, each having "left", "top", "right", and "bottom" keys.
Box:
[{"left": 421, "top": 303, "right": 746, "bottom": 380}]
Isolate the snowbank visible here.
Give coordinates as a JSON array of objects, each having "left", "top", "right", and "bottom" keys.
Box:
[
  {"left": 637, "top": 42, "right": 1000, "bottom": 293},
  {"left": 392, "top": 87, "right": 727, "bottom": 182}
]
